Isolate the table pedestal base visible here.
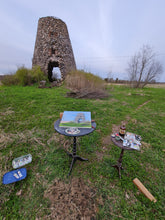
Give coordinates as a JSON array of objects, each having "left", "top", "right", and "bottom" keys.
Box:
[
  {"left": 112, "top": 149, "right": 124, "bottom": 179},
  {"left": 67, "top": 137, "right": 88, "bottom": 176},
  {"left": 67, "top": 153, "right": 88, "bottom": 176}
]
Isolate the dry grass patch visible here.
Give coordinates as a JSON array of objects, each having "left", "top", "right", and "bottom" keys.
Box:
[
  {"left": 140, "top": 141, "right": 151, "bottom": 153},
  {"left": 43, "top": 177, "right": 98, "bottom": 220},
  {"left": 0, "top": 130, "right": 15, "bottom": 149},
  {"left": 112, "top": 124, "right": 120, "bottom": 134},
  {"left": 0, "top": 129, "right": 50, "bottom": 150},
  {"left": 0, "top": 151, "right": 14, "bottom": 180},
  {"left": 131, "top": 118, "right": 138, "bottom": 124},
  {"left": 136, "top": 100, "right": 151, "bottom": 110},
  {"left": 145, "top": 163, "right": 159, "bottom": 172},
  {"left": 95, "top": 151, "right": 104, "bottom": 161},
  {"left": 125, "top": 190, "right": 138, "bottom": 205},
  {"left": 47, "top": 133, "right": 62, "bottom": 145},
  {"left": 0, "top": 110, "right": 15, "bottom": 116},
  {"left": 111, "top": 119, "right": 129, "bottom": 134},
  {"left": 65, "top": 70, "right": 109, "bottom": 99},
  {"left": 141, "top": 141, "right": 151, "bottom": 149},
  {"left": 102, "top": 135, "right": 112, "bottom": 146}
]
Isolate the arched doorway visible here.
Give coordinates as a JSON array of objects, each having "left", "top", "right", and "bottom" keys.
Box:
[
  {"left": 52, "top": 67, "right": 61, "bottom": 80},
  {"left": 48, "top": 61, "right": 61, "bottom": 82}
]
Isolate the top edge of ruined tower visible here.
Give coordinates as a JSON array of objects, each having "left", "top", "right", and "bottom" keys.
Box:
[
  {"left": 32, "top": 16, "right": 76, "bottom": 82},
  {"left": 38, "top": 16, "right": 66, "bottom": 25}
]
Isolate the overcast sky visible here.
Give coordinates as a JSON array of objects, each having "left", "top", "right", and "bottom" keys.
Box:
[{"left": 0, "top": 0, "right": 165, "bottom": 81}]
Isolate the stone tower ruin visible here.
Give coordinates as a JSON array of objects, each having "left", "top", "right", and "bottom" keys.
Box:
[{"left": 32, "top": 16, "right": 76, "bottom": 82}]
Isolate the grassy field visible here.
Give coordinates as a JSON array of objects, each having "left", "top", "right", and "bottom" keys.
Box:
[{"left": 0, "top": 84, "right": 165, "bottom": 219}]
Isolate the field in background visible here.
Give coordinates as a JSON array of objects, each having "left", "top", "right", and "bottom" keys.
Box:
[
  {"left": 106, "top": 82, "right": 165, "bottom": 88},
  {"left": 146, "top": 83, "right": 165, "bottom": 88},
  {"left": 0, "top": 84, "right": 165, "bottom": 219}
]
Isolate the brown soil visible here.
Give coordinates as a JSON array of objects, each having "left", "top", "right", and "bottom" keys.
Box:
[
  {"left": 66, "top": 90, "right": 109, "bottom": 99},
  {"left": 137, "top": 100, "right": 151, "bottom": 110},
  {"left": 101, "top": 117, "right": 131, "bottom": 148},
  {"left": 102, "top": 135, "right": 112, "bottom": 146},
  {"left": 95, "top": 151, "right": 104, "bottom": 161},
  {"left": 111, "top": 119, "right": 130, "bottom": 134},
  {"left": 44, "top": 178, "right": 98, "bottom": 220},
  {"left": 112, "top": 124, "right": 120, "bottom": 134}
]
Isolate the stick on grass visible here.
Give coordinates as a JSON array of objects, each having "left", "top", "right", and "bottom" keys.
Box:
[{"left": 133, "top": 178, "right": 157, "bottom": 203}]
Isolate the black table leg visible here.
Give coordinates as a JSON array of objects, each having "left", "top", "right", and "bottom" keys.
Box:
[
  {"left": 112, "top": 149, "right": 124, "bottom": 178},
  {"left": 67, "top": 137, "right": 88, "bottom": 176}
]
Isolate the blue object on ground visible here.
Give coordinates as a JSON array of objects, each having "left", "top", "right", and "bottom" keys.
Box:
[{"left": 2, "top": 168, "right": 27, "bottom": 184}]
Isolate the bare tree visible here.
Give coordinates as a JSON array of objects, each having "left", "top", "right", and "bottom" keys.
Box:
[
  {"left": 105, "top": 70, "right": 113, "bottom": 82},
  {"left": 127, "top": 45, "right": 163, "bottom": 88}
]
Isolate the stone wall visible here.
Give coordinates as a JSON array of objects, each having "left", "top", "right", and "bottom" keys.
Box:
[{"left": 32, "top": 16, "right": 76, "bottom": 82}]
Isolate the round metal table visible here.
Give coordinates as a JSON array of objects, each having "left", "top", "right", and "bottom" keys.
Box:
[
  {"left": 111, "top": 136, "right": 138, "bottom": 178},
  {"left": 54, "top": 119, "right": 96, "bottom": 176}
]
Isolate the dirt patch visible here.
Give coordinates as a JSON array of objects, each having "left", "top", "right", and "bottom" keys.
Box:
[
  {"left": 111, "top": 119, "right": 129, "bottom": 134},
  {"left": 47, "top": 133, "right": 63, "bottom": 145},
  {"left": 112, "top": 124, "right": 120, "bottom": 134},
  {"left": 145, "top": 163, "right": 159, "bottom": 172},
  {"left": 137, "top": 100, "right": 150, "bottom": 110},
  {"left": 122, "top": 101, "right": 128, "bottom": 106},
  {"left": 102, "top": 135, "right": 112, "bottom": 146},
  {"left": 0, "top": 130, "right": 15, "bottom": 149},
  {"left": 141, "top": 141, "right": 151, "bottom": 150},
  {"left": 139, "top": 141, "right": 151, "bottom": 153},
  {"left": 0, "top": 107, "right": 14, "bottom": 116},
  {"left": 67, "top": 90, "right": 109, "bottom": 99},
  {"left": 131, "top": 118, "right": 137, "bottom": 124},
  {"left": 0, "top": 110, "right": 15, "bottom": 116},
  {"left": 95, "top": 151, "right": 104, "bottom": 161},
  {"left": 97, "top": 134, "right": 113, "bottom": 161},
  {"left": 134, "top": 93, "right": 145, "bottom": 96},
  {"left": 125, "top": 190, "right": 138, "bottom": 205},
  {"left": 43, "top": 177, "right": 98, "bottom": 219},
  {"left": 101, "top": 118, "right": 131, "bottom": 148}
]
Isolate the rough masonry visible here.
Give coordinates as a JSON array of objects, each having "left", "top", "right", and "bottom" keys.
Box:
[{"left": 32, "top": 16, "right": 76, "bottom": 82}]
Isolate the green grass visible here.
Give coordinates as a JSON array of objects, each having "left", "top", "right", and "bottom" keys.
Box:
[{"left": 0, "top": 84, "right": 165, "bottom": 219}]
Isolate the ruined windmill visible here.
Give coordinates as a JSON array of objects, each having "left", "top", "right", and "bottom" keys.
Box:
[{"left": 32, "top": 16, "right": 76, "bottom": 83}]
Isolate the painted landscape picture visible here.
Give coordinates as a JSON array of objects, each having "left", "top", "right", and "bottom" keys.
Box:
[{"left": 59, "top": 111, "right": 91, "bottom": 128}]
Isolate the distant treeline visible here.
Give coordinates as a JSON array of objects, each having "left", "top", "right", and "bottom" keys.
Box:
[{"left": 104, "top": 78, "right": 164, "bottom": 84}]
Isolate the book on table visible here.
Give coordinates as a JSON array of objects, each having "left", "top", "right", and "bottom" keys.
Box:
[{"left": 59, "top": 111, "right": 92, "bottom": 128}]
